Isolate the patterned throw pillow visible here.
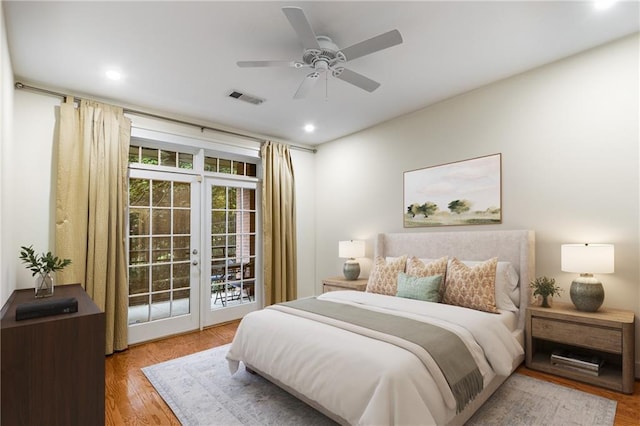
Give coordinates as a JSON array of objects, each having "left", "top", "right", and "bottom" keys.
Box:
[
  {"left": 443, "top": 257, "right": 499, "bottom": 313},
  {"left": 406, "top": 256, "right": 448, "bottom": 299},
  {"left": 456, "top": 260, "right": 520, "bottom": 312},
  {"left": 396, "top": 272, "right": 443, "bottom": 302},
  {"left": 406, "top": 256, "right": 448, "bottom": 277},
  {"left": 365, "top": 255, "right": 407, "bottom": 295}
]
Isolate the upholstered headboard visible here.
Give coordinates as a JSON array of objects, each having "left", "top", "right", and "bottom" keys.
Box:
[{"left": 375, "top": 230, "right": 535, "bottom": 331}]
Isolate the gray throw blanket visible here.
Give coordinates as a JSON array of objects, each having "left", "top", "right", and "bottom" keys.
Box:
[{"left": 278, "top": 297, "right": 483, "bottom": 413}]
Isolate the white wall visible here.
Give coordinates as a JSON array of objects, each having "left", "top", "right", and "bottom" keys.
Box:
[
  {"left": 291, "top": 148, "right": 317, "bottom": 297},
  {"left": 315, "top": 34, "right": 640, "bottom": 372},
  {"left": 1, "top": 5, "right": 15, "bottom": 306},
  {"left": 5, "top": 91, "right": 59, "bottom": 299}
]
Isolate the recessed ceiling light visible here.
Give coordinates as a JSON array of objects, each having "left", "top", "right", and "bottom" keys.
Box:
[
  {"left": 105, "top": 70, "right": 122, "bottom": 81},
  {"left": 594, "top": 0, "right": 617, "bottom": 10},
  {"left": 304, "top": 124, "right": 315, "bottom": 133}
]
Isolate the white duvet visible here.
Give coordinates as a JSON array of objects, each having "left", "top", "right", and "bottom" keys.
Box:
[{"left": 227, "top": 291, "right": 524, "bottom": 426}]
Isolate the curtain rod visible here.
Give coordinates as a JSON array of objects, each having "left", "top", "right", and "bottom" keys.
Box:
[{"left": 14, "top": 82, "right": 317, "bottom": 154}]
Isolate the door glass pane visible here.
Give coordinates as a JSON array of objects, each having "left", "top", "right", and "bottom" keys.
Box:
[
  {"left": 152, "top": 237, "right": 171, "bottom": 263},
  {"left": 227, "top": 211, "right": 237, "bottom": 233},
  {"left": 211, "top": 186, "right": 225, "bottom": 208},
  {"left": 152, "top": 264, "right": 171, "bottom": 292},
  {"left": 129, "top": 266, "right": 149, "bottom": 295},
  {"left": 211, "top": 211, "right": 226, "bottom": 234},
  {"left": 173, "top": 210, "right": 190, "bottom": 234},
  {"left": 173, "top": 263, "right": 190, "bottom": 289},
  {"left": 129, "top": 237, "right": 149, "bottom": 264},
  {"left": 173, "top": 236, "right": 190, "bottom": 261},
  {"left": 128, "top": 177, "right": 193, "bottom": 325},
  {"left": 152, "top": 181, "right": 171, "bottom": 207},
  {"left": 129, "top": 179, "right": 150, "bottom": 206},
  {"left": 173, "top": 182, "right": 190, "bottom": 207},
  {"left": 210, "top": 183, "right": 257, "bottom": 311},
  {"left": 152, "top": 210, "right": 171, "bottom": 234},
  {"left": 246, "top": 189, "right": 256, "bottom": 209},
  {"left": 129, "top": 208, "right": 149, "bottom": 235}
]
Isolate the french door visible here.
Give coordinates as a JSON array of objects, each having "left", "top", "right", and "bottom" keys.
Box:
[
  {"left": 127, "top": 169, "right": 201, "bottom": 344},
  {"left": 202, "top": 178, "right": 260, "bottom": 326},
  {"left": 126, "top": 147, "right": 261, "bottom": 344}
]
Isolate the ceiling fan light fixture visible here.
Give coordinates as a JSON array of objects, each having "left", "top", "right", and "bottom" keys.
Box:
[{"left": 237, "top": 6, "right": 403, "bottom": 99}]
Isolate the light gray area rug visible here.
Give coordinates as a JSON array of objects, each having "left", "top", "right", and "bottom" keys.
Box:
[{"left": 142, "top": 344, "right": 617, "bottom": 426}]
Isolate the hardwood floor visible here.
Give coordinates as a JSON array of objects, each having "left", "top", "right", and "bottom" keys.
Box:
[
  {"left": 105, "top": 321, "right": 239, "bottom": 425},
  {"left": 106, "top": 320, "right": 639, "bottom": 425},
  {"left": 515, "top": 366, "right": 640, "bottom": 426}
]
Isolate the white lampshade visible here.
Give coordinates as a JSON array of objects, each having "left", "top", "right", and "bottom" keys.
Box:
[
  {"left": 338, "top": 240, "right": 365, "bottom": 259},
  {"left": 561, "top": 244, "right": 614, "bottom": 274}
]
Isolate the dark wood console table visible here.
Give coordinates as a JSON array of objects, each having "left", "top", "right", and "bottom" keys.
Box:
[{"left": 1, "top": 284, "right": 105, "bottom": 425}]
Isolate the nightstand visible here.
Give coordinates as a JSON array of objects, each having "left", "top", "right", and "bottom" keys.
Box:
[
  {"left": 526, "top": 302, "right": 635, "bottom": 394},
  {"left": 322, "top": 276, "right": 368, "bottom": 293}
]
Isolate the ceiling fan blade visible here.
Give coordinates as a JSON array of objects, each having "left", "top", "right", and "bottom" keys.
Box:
[
  {"left": 333, "top": 68, "right": 380, "bottom": 92},
  {"left": 294, "top": 72, "right": 321, "bottom": 99},
  {"left": 340, "top": 29, "right": 403, "bottom": 61},
  {"left": 237, "top": 60, "right": 299, "bottom": 68},
  {"left": 282, "top": 7, "right": 321, "bottom": 50}
]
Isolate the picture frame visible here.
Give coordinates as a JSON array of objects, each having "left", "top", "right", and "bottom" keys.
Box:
[{"left": 403, "top": 153, "right": 502, "bottom": 227}]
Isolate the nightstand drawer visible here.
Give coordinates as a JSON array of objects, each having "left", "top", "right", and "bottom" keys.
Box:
[
  {"left": 321, "top": 277, "right": 368, "bottom": 293},
  {"left": 531, "top": 317, "right": 622, "bottom": 353},
  {"left": 323, "top": 284, "right": 352, "bottom": 292}
]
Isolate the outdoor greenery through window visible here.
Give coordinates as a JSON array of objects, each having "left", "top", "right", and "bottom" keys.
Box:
[
  {"left": 128, "top": 146, "right": 257, "bottom": 178},
  {"left": 205, "top": 156, "right": 257, "bottom": 177},
  {"left": 129, "top": 145, "right": 193, "bottom": 169}
]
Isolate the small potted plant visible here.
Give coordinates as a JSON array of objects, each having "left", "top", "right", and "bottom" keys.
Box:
[
  {"left": 19, "top": 245, "right": 72, "bottom": 298},
  {"left": 530, "top": 276, "right": 562, "bottom": 308}
]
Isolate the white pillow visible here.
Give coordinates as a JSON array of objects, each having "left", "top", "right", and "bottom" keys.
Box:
[
  {"left": 451, "top": 259, "right": 519, "bottom": 312},
  {"left": 510, "top": 287, "right": 520, "bottom": 308}
]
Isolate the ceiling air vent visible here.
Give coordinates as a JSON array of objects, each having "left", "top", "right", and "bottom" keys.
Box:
[{"left": 228, "top": 90, "right": 264, "bottom": 105}]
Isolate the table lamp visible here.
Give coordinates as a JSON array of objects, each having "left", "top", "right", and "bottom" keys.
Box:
[
  {"left": 561, "top": 243, "right": 614, "bottom": 312},
  {"left": 338, "top": 240, "right": 365, "bottom": 280}
]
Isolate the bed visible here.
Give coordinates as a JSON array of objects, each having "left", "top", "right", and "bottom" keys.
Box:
[{"left": 227, "top": 230, "right": 535, "bottom": 425}]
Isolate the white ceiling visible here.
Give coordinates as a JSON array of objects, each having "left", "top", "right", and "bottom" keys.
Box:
[{"left": 4, "top": 1, "right": 639, "bottom": 145}]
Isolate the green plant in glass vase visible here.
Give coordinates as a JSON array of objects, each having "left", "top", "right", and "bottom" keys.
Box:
[
  {"left": 19, "top": 245, "right": 71, "bottom": 298},
  {"left": 529, "top": 276, "right": 562, "bottom": 308}
]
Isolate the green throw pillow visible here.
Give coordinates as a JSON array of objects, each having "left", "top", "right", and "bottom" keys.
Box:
[{"left": 396, "top": 272, "right": 442, "bottom": 302}]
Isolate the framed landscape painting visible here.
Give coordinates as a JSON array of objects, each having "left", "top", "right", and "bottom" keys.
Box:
[{"left": 404, "top": 153, "right": 502, "bottom": 227}]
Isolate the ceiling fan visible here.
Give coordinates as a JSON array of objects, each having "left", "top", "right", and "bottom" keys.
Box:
[{"left": 237, "top": 6, "right": 403, "bottom": 99}]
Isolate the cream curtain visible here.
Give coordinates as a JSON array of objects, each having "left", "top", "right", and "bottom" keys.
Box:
[
  {"left": 261, "top": 141, "right": 297, "bottom": 305},
  {"left": 56, "top": 98, "right": 131, "bottom": 354}
]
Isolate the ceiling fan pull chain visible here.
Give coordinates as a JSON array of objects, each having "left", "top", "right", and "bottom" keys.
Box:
[{"left": 325, "top": 71, "right": 329, "bottom": 100}]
